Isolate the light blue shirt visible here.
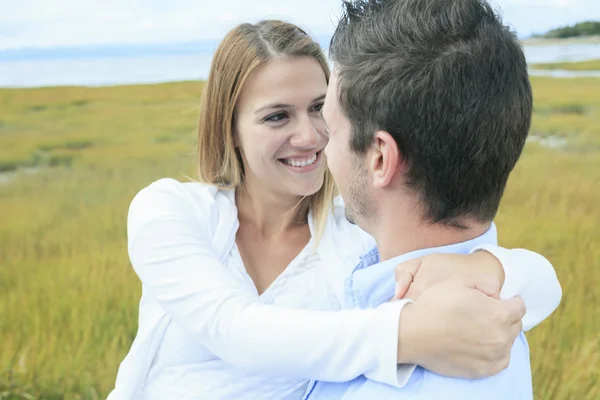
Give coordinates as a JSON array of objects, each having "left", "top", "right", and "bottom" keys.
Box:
[{"left": 305, "top": 224, "right": 533, "bottom": 400}]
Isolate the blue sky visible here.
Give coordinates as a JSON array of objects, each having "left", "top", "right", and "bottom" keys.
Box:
[{"left": 1, "top": 0, "right": 599, "bottom": 50}]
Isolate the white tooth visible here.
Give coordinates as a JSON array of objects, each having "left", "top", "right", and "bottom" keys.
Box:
[{"left": 284, "top": 153, "right": 317, "bottom": 167}]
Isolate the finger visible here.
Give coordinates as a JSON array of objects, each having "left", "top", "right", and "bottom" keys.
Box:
[
  {"left": 491, "top": 354, "right": 512, "bottom": 376},
  {"left": 475, "top": 275, "right": 502, "bottom": 299},
  {"left": 393, "top": 259, "right": 421, "bottom": 299},
  {"left": 393, "top": 271, "right": 414, "bottom": 300},
  {"left": 510, "top": 318, "right": 523, "bottom": 338},
  {"left": 458, "top": 274, "right": 501, "bottom": 299},
  {"left": 501, "top": 296, "right": 526, "bottom": 323},
  {"left": 403, "top": 287, "right": 416, "bottom": 301}
]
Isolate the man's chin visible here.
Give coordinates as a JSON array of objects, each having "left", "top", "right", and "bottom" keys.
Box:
[{"left": 344, "top": 211, "right": 356, "bottom": 225}]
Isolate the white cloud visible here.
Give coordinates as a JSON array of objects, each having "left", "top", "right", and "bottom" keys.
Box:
[
  {"left": 0, "top": 0, "right": 342, "bottom": 50},
  {"left": 0, "top": 0, "right": 599, "bottom": 50}
]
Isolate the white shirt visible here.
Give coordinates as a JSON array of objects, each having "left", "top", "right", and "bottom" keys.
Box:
[
  {"left": 142, "top": 242, "right": 339, "bottom": 399},
  {"left": 107, "top": 178, "right": 562, "bottom": 400}
]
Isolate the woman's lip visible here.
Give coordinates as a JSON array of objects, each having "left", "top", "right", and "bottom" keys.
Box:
[
  {"left": 278, "top": 151, "right": 322, "bottom": 173},
  {"left": 279, "top": 150, "right": 322, "bottom": 162}
]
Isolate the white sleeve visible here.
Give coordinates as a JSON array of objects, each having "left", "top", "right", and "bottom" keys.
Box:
[
  {"left": 471, "top": 245, "right": 562, "bottom": 331},
  {"left": 127, "top": 179, "right": 404, "bottom": 383}
]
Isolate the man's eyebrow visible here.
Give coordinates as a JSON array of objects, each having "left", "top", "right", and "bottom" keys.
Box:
[{"left": 312, "top": 94, "right": 326, "bottom": 103}]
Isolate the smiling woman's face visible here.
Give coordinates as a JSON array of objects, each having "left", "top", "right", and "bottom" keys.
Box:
[{"left": 234, "top": 56, "right": 329, "bottom": 199}]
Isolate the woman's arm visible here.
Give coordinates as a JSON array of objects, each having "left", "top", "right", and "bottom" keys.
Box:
[
  {"left": 128, "top": 179, "right": 408, "bottom": 383},
  {"left": 128, "top": 178, "right": 527, "bottom": 387},
  {"left": 476, "top": 245, "right": 562, "bottom": 331},
  {"left": 393, "top": 246, "right": 562, "bottom": 331}
]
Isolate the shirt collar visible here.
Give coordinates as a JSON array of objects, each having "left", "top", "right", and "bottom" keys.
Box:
[{"left": 345, "top": 223, "right": 498, "bottom": 309}]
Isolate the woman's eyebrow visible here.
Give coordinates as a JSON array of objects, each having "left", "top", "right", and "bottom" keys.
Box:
[{"left": 254, "top": 103, "right": 292, "bottom": 115}]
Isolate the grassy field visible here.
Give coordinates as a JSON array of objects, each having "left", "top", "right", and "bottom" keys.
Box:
[
  {"left": 1, "top": 77, "right": 599, "bottom": 399},
  {"left": 531, "top": 58, "right": 600, "bottom": 71}
]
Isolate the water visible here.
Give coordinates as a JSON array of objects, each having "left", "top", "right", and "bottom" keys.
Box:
[
  {"left": 0, "top": 53, "right": 215, "bottom": 88},
  {"left": 523, "top": 44, "right": 600, "bottom": 63},
  {"left": 1, "top": 43, "right": 599, "bottom": 88},
  {"left": 528, "top": 69, "right": 600, "bottom": 78},
  {"left": 527, "top": 135, "right": 568, "bottom": 150}
]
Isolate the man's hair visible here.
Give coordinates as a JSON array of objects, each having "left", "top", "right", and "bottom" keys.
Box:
[{"left": 330, "top": 0, "right": 532, "bottom": 226}]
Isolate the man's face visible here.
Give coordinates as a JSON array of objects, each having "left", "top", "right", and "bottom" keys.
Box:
[{"left": 321, "top": 70, "right": 372, "bottom": 225}]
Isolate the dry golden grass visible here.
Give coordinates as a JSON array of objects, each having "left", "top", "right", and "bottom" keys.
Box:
[{"left": 0, "top": 77, "right": 598, "bottom": 399}]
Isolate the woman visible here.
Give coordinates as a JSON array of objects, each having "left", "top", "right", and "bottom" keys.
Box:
[{"left": 108, "top": 21, "right": 561, "bottom": 399}]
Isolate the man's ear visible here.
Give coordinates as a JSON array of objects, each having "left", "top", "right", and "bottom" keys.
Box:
[{"left": 368, "top": 130, "right": 402, "bottom": 189}]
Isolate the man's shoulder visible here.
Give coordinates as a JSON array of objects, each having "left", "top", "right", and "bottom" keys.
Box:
[
  {"left": 407, "top": 333, "right": 532, "bottom": 400},
  {"left": 333, "top": 333, "right": 532, "bottom": 400}
]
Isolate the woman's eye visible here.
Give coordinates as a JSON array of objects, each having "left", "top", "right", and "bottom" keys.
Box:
[{"left": 265, "top": 112, "right": 288, "bottom": 123}]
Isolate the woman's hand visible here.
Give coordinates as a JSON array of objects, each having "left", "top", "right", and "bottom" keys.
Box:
[
  {"left": 393, "top": 251, "right": 506, "bottom": 301},
  {"left": 396, "top": 276, "right": 525, "bottom": 378}
]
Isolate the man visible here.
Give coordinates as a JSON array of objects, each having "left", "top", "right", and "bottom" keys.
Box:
[{"left": 306, "top": 0, "right": 537, "bottom": 398}]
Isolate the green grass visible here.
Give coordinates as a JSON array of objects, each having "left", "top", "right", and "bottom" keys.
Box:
[
  {"left": 1, "top": 77, "right": 599, "bottom": 399},
  {"left": 530, "top": 58, "right": 600, "bottom": 71}
]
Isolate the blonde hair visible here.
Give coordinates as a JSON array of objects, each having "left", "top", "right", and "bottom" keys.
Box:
[{"left": 197, "top": 20, "right": 336, "bottom": 240}]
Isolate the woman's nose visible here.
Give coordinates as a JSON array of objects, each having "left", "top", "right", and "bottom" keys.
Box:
[{"left": 290, "top": 115, "right": 320, "bottom": 149}]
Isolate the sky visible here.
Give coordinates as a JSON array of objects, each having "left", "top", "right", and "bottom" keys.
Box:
[{"left": 1, "top": 0, "right": 599, "bottom": 51}]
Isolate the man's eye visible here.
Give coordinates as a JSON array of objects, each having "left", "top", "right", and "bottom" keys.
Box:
[
  {"left": 265, "top": 112, "right": 288, "bottom": 122},
  {"left": 311, "top": 102, "right": 324, "bottom": 113}
]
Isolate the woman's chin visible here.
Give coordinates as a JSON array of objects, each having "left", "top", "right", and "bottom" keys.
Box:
[
  {"left": 294, "top": 178, "right": 325, "bottom": 198},
  {"left": 277, "top": 175, "right": 323, "bottom": 198}
]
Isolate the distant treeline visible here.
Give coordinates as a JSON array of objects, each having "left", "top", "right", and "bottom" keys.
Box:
[{"left": 532, "top": 21, "right": 600, "bottom": 39}]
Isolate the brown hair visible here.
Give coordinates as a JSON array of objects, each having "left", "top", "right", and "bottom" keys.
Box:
[
  {"left": 330, "top": 0, "right": 532, "bottom": 226},
  {"left": 197, "top": 20, "right": 335, "bottom": 238}
]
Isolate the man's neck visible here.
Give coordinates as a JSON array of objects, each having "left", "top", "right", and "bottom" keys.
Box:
[{"left": 365, "top": 198, "right": 491, "bottom": 261}]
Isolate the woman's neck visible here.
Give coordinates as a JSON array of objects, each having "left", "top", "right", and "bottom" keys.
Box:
[{"left": 235, "top": 185, "right": 309, "bottom": 238}]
